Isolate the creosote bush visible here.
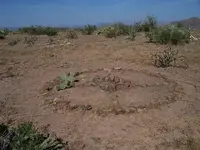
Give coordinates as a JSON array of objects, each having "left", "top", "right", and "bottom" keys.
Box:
[
  {"left": 127, "top": 26, "right": 136, "bottom": 41},
  {"left": 97, "top": 26, "right": 117, "bottom": 38},
  {"left": 134, "top": 21, "right": 144, "bottom": 32},
  {"left": 143, "top": 16, "right": 157, "bottom": 32},
  {"left": 19, "top": 26, "right": 58, "bottom": 36},
  {"left": 65, "top": 30, "right": 78, "bottom": 39},
  {"left": 146, "top": 24, "right": 191, "bottom": 45},
  {"left": 81, "top": 24, "right": 97, "bottom": 35},
  {"left": 113, "top": 23, "right": 130, "bottom": 35}
]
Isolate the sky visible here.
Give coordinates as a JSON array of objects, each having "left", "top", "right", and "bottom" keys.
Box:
[{"left": 0, "top": 0, "right": 200, "bottom": 27}]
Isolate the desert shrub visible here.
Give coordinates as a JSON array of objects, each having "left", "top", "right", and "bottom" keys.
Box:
[
  {"left": 81, "top": 24, "right": 97, "bottom": 35},
  {"left": 151, "top": 47, "right": 188, "bottom": 68},
  {"left": 112, "top": 23, "right": 130, "bottom": 35},
  {"left": 8, "top": 39, "right": 20, "bottom": 46},
  {"left": 19, "top": 26, "right": 58, "bottom": 36},
  {"left": 127, "top": 26, "right": 136, "bottom": 41},
  {"left": 134, "top": 21, "right": 145, "bottom": 32},
  {"left": 65, "top": 30, "right": 78, "bottom": 39},
  {"left": 143, "top": 16, "right": 157, "bottom": 32},
  {"left": 24, "top": 36, "right": 37, "bottom": 46},
  {"left": 57, "top": 72, "right": 75, "bottom": 91},
  {"left": 0, "top": 122, "right": 65, "bottom": 150},
  {"left": 97, "top": 26, "right": 117, "bottom": 38},
  {"left": 152, "top": 48, "right": 178, "bottom": 68},
  {"left": 0, "top": 30, "right": 8, "bottom": 39},
  {"left": 146, "top": 25, "right": 190, "bottom": 45}
]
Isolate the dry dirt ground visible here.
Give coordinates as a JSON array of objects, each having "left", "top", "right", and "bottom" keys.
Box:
[{"left": 0, "top": 32, "right": 200, "bottom": 150}]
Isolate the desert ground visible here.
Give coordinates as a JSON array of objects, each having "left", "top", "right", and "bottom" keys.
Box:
[{"left": 0, "top": 31, "right": 200, "bottom": 150}]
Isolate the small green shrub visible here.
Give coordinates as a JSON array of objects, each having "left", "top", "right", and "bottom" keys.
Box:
[
  {"left": 0, "top": 122, "right": 65, "bottom": 150},
  {"left": 65, "top": 30, "right": 78, "bottom": 39},
  {"left": 57, "top": 72, "right": 75, "bottom": 91},
  {"left": 82, "top": 24, "right": 97, "bottom": 35}
]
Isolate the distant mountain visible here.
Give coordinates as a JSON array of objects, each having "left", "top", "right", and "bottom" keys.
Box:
[{"left": 171, "top": 17, "right": 200, "bottom": 29}]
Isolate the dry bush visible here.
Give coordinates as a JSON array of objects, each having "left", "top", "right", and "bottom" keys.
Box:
[
  {"left": 65, "top": 30, "right": 78, "bottom": 39},
  {"left": 8, "top": 39, "right": 20, "bottom": 46},
  {"left": 81, "top": 24, "right": 97, "bottom": 35},
  {"left": 151, "top": 47, "right": 188, "bottom": 68},
  {"left": 24, "top": 36, "right": 37, "bottom": 46}
]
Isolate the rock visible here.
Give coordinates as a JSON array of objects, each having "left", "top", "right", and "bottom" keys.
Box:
[
  {"left": 114, "top": 67, "right": 122, "bottom": 70},
  {"left": 103, "top": 68, "right": 112, "bottom": 72}
]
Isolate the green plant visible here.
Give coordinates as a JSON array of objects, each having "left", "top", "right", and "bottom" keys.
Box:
[
  {"left": 127, "top": 26, "right": 136, "bottom": 41},
  {"left": 82, "top": 24, "right": 97, "bottom": 35},
  {"left": 143, "top": 16, "right": 157, "bottom": 32},
  {"left": 146, "top": 25, "right": 191, "bottom": 45},
  {"left": 113, "top": 23, "right": 130, "bottom": 35},
  {"left": 134, "top": 21, "right": 144, "bottom": 32},
  {"left": 176, "top": 22, "right": 184, "bottom": 28},
  {"left": 65, "top": 30, "right": 78, "bottom": 39},
  {"left": 57, "top": 72, "right": 75, "bottom": 91},
  {"left": 0, "top": 122, "right": 65, "bottom": 150},
  {"left": 97, "top": 26, "right": 117, "bottom": 38},
  {"left": 0, "top": 30, "right": 7, "bottom": 39}
]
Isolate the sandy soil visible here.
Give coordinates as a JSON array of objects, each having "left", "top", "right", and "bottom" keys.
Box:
[{"left": 0, "top": 33, "right": 200, "bottom": 150}]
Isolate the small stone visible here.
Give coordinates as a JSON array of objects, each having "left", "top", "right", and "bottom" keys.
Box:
[
  {"left": 109, "top": 74, "right": 115, "bottom": 81},
  {"left": 60, "top": 64, "right": 64, "bottom": 68},
  {"left": 114, "top": 67, "right": 122, "bottom": 70},
  {"left": 66, "top": 42, "right": 71, "bottom": 45},
  {"left": 103, "top": 68, "right": 112, "bottom": 72},
  {"left": 82, "top": 105, "right": 92, "bottom": 111},
  {"left": 70, "top": 104, "right": 79, "bottom": 110},
  {"left": 137, "top": 108, "right": 143, "bottom": 113}
]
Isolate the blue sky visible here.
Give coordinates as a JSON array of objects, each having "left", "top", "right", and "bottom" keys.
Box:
[{"left": 1, "top": 0, "right": 200, "bottom": 27}]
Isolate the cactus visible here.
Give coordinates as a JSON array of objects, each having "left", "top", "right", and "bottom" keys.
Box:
[{"left": 57, "top": 72, "right": 75, "bottom": 91}]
